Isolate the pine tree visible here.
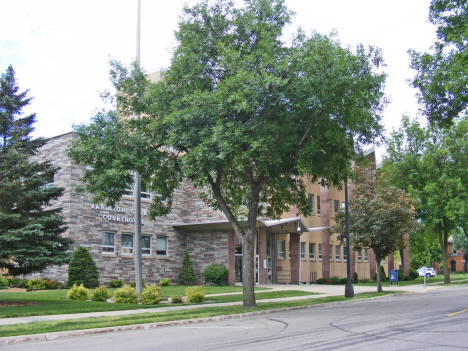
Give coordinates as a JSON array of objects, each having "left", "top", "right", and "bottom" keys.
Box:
[
  {"left": 0, "top": 65, "right": 73, "bottom": 276},
  {"left": 178, "top": 251, "right": 197, "bottom": 285},
  {"left": 67, "top": 247, "right": 99, "bottom": 288}
]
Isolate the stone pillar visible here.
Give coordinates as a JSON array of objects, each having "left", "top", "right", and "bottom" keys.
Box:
[
  {"left": 369, "top": 248, "right": 377, "bottom": 279},
  {"left": 227, "top": 230, "right": 236, "bottom": 286},
  {"left": 290, "top": 233, "right": 300, "bottom": 284},
  {"left": 320, "top": 186, "right": 331, "bottom": 278},
  {"left": 259, "top": 226, "right": 268, "bottom": 284},
  {"left": 403, "top": 232, "right": 410, "bottom": 276}
]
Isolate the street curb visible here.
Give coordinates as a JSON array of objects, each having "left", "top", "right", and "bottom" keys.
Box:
[{"left": 0, "top": 292, "right": 409, "bottom": 346}]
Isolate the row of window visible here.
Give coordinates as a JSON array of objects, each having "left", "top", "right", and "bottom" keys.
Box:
[
  {"left": 307, "top": 194, "right": 346, "bottom": 216},
  {"left": 102, "top": 232, "right": 167, "bottom": 256},
  {"left": 277, "top": 240, "right": 371, "bottom": 263}
]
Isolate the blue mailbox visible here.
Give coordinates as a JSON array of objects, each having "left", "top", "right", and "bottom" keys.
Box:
[{"left": 389, "top": 269, "right": 398, "bottom": 285}]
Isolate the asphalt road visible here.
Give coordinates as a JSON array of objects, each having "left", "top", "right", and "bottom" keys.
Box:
[{"left": 5, "top": 286, "right": 468, "bottom": 351}]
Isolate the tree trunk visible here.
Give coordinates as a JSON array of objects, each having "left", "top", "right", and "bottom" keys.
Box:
[
  {"left": 439, "top": 227, "right": 451, "bottom": 284},
  {"left": 376, "top": 256, "right": 382, "bottom": 292},
  {"left": 241, "top": 230, "right": 256, "bottom": 308}
]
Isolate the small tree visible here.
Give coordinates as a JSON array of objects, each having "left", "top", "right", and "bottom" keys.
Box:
[
  {"left": 330, "top": 164, "right": 419, "bottom": 292},
  {"left": 67, "top": 247, "right": 99, "bottom": 288},
  {"left": 178, "top": 251, "right": 197, "bottom": 285}
]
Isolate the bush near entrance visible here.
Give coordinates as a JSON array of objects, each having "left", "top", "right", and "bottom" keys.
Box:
[{"left": 202, "top": 263, "right": 229, "bottom": 286}]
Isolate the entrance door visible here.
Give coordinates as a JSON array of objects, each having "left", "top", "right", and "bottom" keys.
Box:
[
  {"left": 234, "top": 254, "right": 259, "bottom": 284},
  {"left": 450, "top": 260, "right": 456, "bottom": 273}
]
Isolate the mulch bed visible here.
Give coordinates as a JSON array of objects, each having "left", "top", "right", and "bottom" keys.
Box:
[{"left": 0, "top": 301, "right": 40, "bottom": 307}]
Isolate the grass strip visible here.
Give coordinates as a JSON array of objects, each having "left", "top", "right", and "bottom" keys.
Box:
[
  {"left": 0, "top": 291, "right": 398, "bottom": 338},
  {"left": 207, "top": 290, "right": 317, "bottom": 303}
]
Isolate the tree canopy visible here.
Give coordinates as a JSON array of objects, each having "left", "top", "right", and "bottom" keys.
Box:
[
  {"left": 409, "top": 0, "right": 468, "bottom": 127},
  {"left": 69, "top": 0, "right": 387, "bottom": 307},
  {"left": 330, "top": 164, "right": 419, "bottom": 292},
  {"left": 0, "top": 65, "right": 72, "bottom": 276},
  {"left": 382, "top": 115, "right": 468, "bottom": 283}
]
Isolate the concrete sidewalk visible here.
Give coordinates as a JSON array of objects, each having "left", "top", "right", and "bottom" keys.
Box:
[{"left": 0, "top": 282, "right": 441, "bottom": 326}]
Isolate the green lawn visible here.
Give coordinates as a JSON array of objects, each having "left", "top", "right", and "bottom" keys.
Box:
[
  {"left": 207, "top": 290, "right": 317, "bottom": 303},
  {"left": 0, "top": 285, "right": 269, "bottom": 318},
  {"left": 353, "top": 273, "right": 468, "bottom": 287},
  {"left": 0, "top": 291, "right": 397, "bottom": 338}
]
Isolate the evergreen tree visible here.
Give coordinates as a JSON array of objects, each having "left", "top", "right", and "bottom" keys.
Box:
[
  {"left": 178, "top": 251, "right": 197, "bottom": 285},
  {"left": 67, "top": 247, "right": 99, "bottom": 288},
  {"left": 0, "top": 65, "right": 72, "bottom": 276}
]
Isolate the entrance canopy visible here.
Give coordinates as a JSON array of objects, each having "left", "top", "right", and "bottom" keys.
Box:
[{"left": 172, "top": 216, "right": 325, "bottom": 234}]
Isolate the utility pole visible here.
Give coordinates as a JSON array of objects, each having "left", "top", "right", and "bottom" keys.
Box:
[
  {"left": 344, "top": 180, "right": 354, "bottom": 298},
  {"left": 133, "top": 0, "right": 143, "bottom": 296}
]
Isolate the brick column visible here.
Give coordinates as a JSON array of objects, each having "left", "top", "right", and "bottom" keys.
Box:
[
  {"left": 259, "top": 227, "right": 268, "bottom": 284},
  {"left": 388, "top": 253, "right": 394, "bottom": 271},
  {"left": 350, "top": 244, "right": 356, "bottom": 278},
  {"left": 403, "top": 232, "right": 410, "bottom": 276},
  {"left": 227, "top": 230, "right": 236, "bottom": 286},
  {"left": 290, "top": 233, "right": 300, "bottom": 284},
  {"left": 369, "top": 248, "right": 376, "bottom": 279},
  {"left": 320, "top": 186, "right": 331, "bottom": 278}
]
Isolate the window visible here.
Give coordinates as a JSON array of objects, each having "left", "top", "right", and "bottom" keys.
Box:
[
  {"left": 382, "top": 257, "right": 386, "bottom": 263},
  {"left": 309, "top": 243, "right": 315, "bottom": 260},
  {"left": 343, "top": 247, "right": 347, "bottom": 262},
  {"left": 330, "top": 245, "right": 333, "bottom": 261},
  {"left": 43, "top": 172, "right": 54, "bottom": 188},
  {"left": 142, "top": 235, "right": 151, "bottom": 256},
  {"left": 319, "top": 244, "right": 322, "bottom": 260},
  {"left": 102, "top": 232, "right": 115, "bottom": 254},
  {"left": 308, "top": 194, "right": 314, "bottom": 214},
  {"left": 277, "top": 240, "right": 285, "bottom": 259},
  {"left": 342, "top": 202, "right": 346, "bottom": 210},
  {"left": 121, "top": 233, "right": 134, "bottom": 255},
  {"left": 453, "top": 247, "right": 458, "bottom": 255},
  {"left": 364, "top": 248, "right": 369, "bottom": 262},
  {"left": 300, "top": 242, "right": 306, "bottom": 259},
  {"left": 335, "top": 245, "right": 341, "bottom": 261},
  {"left": 124, "top": 179, "right": 152, "bottom": 199},
  {"left": 358, "top": 249, "right": 362, "bottom": 262},
  {"left": 156, "top": 236, "right": 167, "bottom": 256},
  {"left": 334, "top": 200, "right": 339, "bottom": 215},
  {"left": 317, "top": 196, "right": 321, "bottom": 215}
]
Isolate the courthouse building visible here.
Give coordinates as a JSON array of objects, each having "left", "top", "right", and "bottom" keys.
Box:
[{"left": 32, "top": 132, "right": 406, "bottom": 286}]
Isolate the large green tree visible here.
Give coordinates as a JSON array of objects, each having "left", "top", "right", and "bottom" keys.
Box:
[
  {"left": 383, "top": 116, "right": 468, "bottom": 283},
  {"left": 330, "top": 164, "right": 419, "bottom": 292},
  {"left": 68, "top": 0, "right": 386, "bottom": 307},
  {"left": 409, "top": 0, "right": 468, "bottom": 127},
  {"left": 409, "top": 227, "right": 443, "bottom": 269},
  {"left": 0, "top": 65, "right": 72, "bottom": 276}
]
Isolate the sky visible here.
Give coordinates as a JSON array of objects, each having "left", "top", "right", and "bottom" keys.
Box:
[{"left": 1, "top": 0, "right": 437, "bottom": 160}]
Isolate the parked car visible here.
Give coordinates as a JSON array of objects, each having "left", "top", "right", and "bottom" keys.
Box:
[{"left": 417, "top": 267, "right": 437, "bottom": 277}]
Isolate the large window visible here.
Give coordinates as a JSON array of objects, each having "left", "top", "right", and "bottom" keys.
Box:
[
  {"left": 308, "top": 194, "right": 314, "bottom": 214},
  {"left": 335, "top": 245, "right": 341, "bottom": 261},
  {"left": 277, "top": 240, "right": 285, "bottom": 259},
  {"left": 317, "top": 196, "right": 321, "bottom": 215},
  {"left": 309, "top": 243, "right": 315, "bottom": 260},
  {"left": 300, "top": 242, "right": 306, "bottom": 259},
  {"left": 156, "top": 236, "right": 167, "bottom": 256},
  {"left": 343, "top": 247, "right": 347, "bottom": 262},
  {"left": 364, "top": 248, "right": 369, "bottom": 262},
  {"left": 358, "top": 249, "right": 362, "bottom": 262},
  {"left": 121, "top": 233, "right": 134, "bottom": 255},
  {"left": 334, "top": 200, "right": 339, "bottom": 215},
  {"left": 142, "top": 235, "right": 151, "bottom": 256},
  {"left": 102, "top": 232, "right": 115, "bottom": 254},
  {"left": 330, "top": 245, "right": 333, "bottom": 261},
  {"left": 319, "top": 244, "right": 322, "bottom": 260}
]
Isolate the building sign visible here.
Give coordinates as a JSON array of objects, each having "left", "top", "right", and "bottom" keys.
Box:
[{"left": 91, "top": 204, "right": 146, "bottom": 225}]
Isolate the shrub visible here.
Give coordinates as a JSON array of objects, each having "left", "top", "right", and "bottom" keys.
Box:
[
  {"left": 397, "top": 268, "right": 404, "bottom": 281},
  {"left": 159, "top": 278, "right": 172, "bottom": 287},
  {"left": 141, "top": 285, "right": 163, "bottom": 305},
  {"left": 339, "top": 278, "right": 348, "bottom": 284},
  {"left": 409, "top": 268, "right": 419, "bottom": 280},
  {"left": 27, "top": 278, "right": 46, "bottom": 290},
  {"left": 372, "top": 266, "right": 387, "bottom": 281},
  {"left": 130, "top": 280, "right": 145, "bottom": 288},
  {"left": 44, "top": 280, "right": 60, "bottom": 289},
  {"left": 202, "top": 263, "right": 229, "bottom": 286},
  {"left": 185, "top": 286, "right": 205, "bottom": 302},
  {"left": 353, "top": 272, "right": 359, "bottom": 284},
  {"left": 67, "top": 283, "right": 91, "bottom": 300},
  {"left": 114, "top": 285, "right": 137, "bottom": 304},
  {"left": 361, "top": 278, "right": 370, "bottom": 283},
  {"left": 455, "top": 270, "right": 463, "bottom": 274},
  {"left": 329, "top": 276, "right": 340, "bottom": 285},
  {"left": 109, "top": 279, "right": 124, "bottom": 288},
  {"left": 0, "top": 276, "right": 8, "bottom": 289},
  {"left": 403, "top": 275, "right": 411, "bottom": 281},
  {"left": 316, "top": 278, "right": 325, "bottom": 284},
  {"left": 8, "top": 278, "right": 21, "bottom": 287},
  {"left": 91, "top": 286, "right": 112, "bottom": 302},
  {"left": 178, "top": 251, "right": 197, "bottom": 285},
  {"left": 171, "top": 295, "right": 184, "bottom": 304},
  {"left": 67, "top": 247, "right": 99, "bottom": 288}
]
